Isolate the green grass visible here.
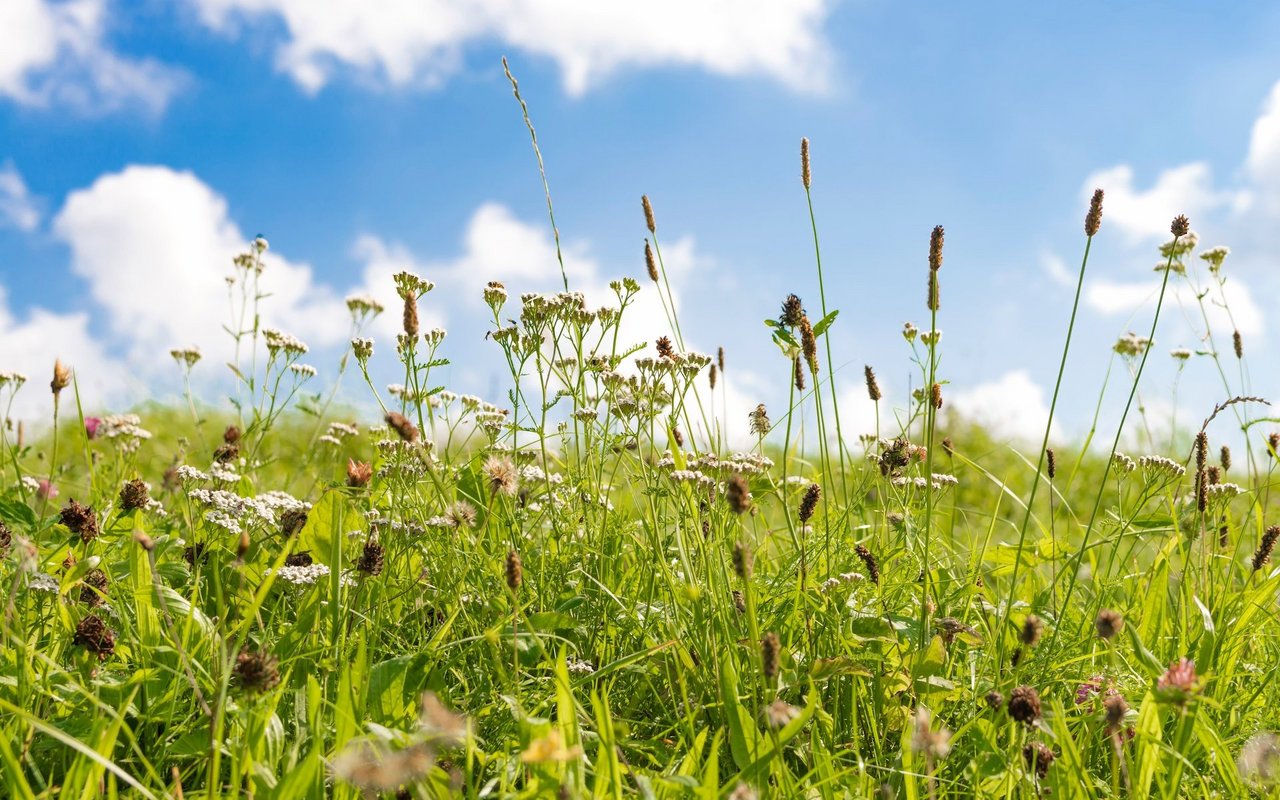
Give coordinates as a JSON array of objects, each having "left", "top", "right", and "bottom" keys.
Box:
[{"left": 3, "top": 97, "right": 1280, "bottom": 799}]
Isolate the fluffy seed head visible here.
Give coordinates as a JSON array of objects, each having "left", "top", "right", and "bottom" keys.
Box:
[
  {"left": 1095, "top": 609, "right": 1124, "bottom": 640},
  {"left": 51, "top": 359, "right": 72, "bottom": 396},
  {"left": 119, "top": 479, "right": 150, "bottom": 511},
  {"left": 800, "top": 137, "right": 811, "bottom": 189},
  {"left": 761, "top": 632, "right": 780, "bottom": 681},
  {"left": 505, "top": 550, "right": 523, "bottom": 590},
  {"left": 1171, "top": 215, "right": 1190, "bottom": 236},
  {"left": 748, "top": 404, "right": 770, "bottom": 437},
  {"left": 864, "top": 365, "right": 882, "bottom": 401},
  {"left": 234, "top": 649, "right": 281, "bottom": 694},
  {"left": 732, "top": 541, "right": 753, "bottom": 580},
  {"left": 726, "top": 474, "right": 752, "bottom": 514},
  {"left": 346, "top": 459, "right": 373, "bottom": 488},
  {"left": 483, "top": 455, "right": 519, "bottom": 497},
  {"left": 1008, "top": 686, "right": 1042, "bottom": 725},
  {"left": 799, "top": 483, "right": 821, "bottom": 524},
  {"left": 1103, "top": 694, "right": 1129, "bottom": 731},
  {"left": 641, "top": 195, "right": 656, "bottom": 233},
  {"left": 928, "top": 225, "right": 945, "bottom": 272},
  {"left": 1084, "top": 188, "right": 1104, "bottom": 236},
  {"left": 645, "top": 240, "right": 659, "bottom": 282},
  {"left": 385, "top": 411, "right": 419, "bottom": 444}
]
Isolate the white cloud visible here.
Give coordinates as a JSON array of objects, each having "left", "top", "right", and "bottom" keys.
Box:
[
  {"left": 192, "top": 0, "right": 833, "bottom": 96},
  {"left": 0, "top": 0, "right": 183, "bottom": 114},
  {"left": 1080, "top": 163, "right": 1250, "bottom": 243},
  {"left": 0, "top": 162, "right": 40, "bottom": 231},
  {"left": 947, "top": 370, "right": 1062, "bottom": 444},
  {"left": 1246, "top": 80, "right": 1280, "bottom": 213},
  {"left": 1041, "top": 251, "right": 1073, "bottom": 288},
  {"left": 1085, "top": 274, "right": 1262, "bottom": 338},
  {"left": 52, "top": 165, "right": 347, "bottom": 372}
]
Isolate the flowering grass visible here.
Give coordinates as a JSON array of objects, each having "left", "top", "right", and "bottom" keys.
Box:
[{"left": 3, "top": 92, "right": 1280, "bottom": 800}]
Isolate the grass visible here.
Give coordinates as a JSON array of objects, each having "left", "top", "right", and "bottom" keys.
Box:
[{"left": 3, "top": 78, "right": 1280, "bottom": 799}]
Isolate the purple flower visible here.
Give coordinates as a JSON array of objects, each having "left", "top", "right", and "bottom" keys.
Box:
[
  {"left": 1075, "top": 675, "right": 1106, "bottom": 705},
  {"left": 1156, "top": 658, "right": 1198, "bottom": 704},
  {"left": 84, "top": 417, "right": 101, "bottom": 439},
  {"left": 37, "top": 479, "right": 58, "bottom": 500}
]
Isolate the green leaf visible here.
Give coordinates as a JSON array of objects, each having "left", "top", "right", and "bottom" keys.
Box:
[
  {"left": 812, "top": 309, "right": 839, "bottom": 337},
  {"left": 0, "top": 497, "right": 35, "bottom": 530}
]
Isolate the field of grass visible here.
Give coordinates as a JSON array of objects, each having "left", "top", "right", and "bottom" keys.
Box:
[{"left": 4, "top": 88, "right": 1280, "bottom": 799}]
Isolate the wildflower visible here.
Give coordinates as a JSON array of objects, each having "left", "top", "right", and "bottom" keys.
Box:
[
  {"left": 903, "top": 322, "right": 918, "bottom": 342},
  {"left": 1170, "top": 348, "right": 1193, "bottom": 361},
  {"left": 357, "top": 540, "right": 385, "bottom": 576},
  {"left": 483, "top": 455, "right": 519, "bottom": 497},
  {"left": 522, "top": 730, "right": 583, "bottom": 763},
  {"left": 1112, "top": 452, "right": 1136, "bottom": 473},
  {"left": 728, "top": 784, "right": 758, "bottom": 800},
  {"left": 920, "top": 329, "right": 942, "bottom": 346},
  {"left": 855, "top": 544, "right": 880, "bottom": 584},
  {"left": 119, "top": 479, "right": 150, "bottom": 511},
  {"left": 1156, "top": 657, "right": 1198, "bottom": 704},
  {"left": 351, "top": 338, "right": 374, "bottom": 362},
  {"left": 1007, "top": 686, "right": 1041, "bottom": 725},
  {"left": 1199, "top": 245, "right": 1229, "bottom": 271},
  {"left": 262, "top": 328, "right": 309, "bottom": 356},
  {"left": 726, "top": 474, "right": 752, "bottom": 514},
  {"left": 762, "top": 700, "right": 800, "bottom": 730},
  {"left": 504, "top": 550, "right": 522, "bottom": 591},
  {"left": 800, "top": 137, "right": 812, "bottom": 189},
  {"left": 1095, "top": 609, "right": 1123, "bottom": 640},
  {"left": 273, "top": 563, "right": 331, "bottom": 585},
  {"left": 289, "top": 363, "right": 317, "bottom": 379},
  {"left": 60, "top": 500, "right": 100, "bottom": 543},
  {"left": 748, "top": 404, "right": 770, "bottom": 437},
  {"left": 1023, "top": 742, "right": 1055, "bottom": 780},
  {"left": 1114, "top": 332, "right": 1151, "bottom": 357},
  {"left": 73, "top": 614, "right": 116, "bottom": 659},
  {"left": 234, "top": 649, "right": 281, "bottom": 694},
  {"left": 798, "top": 483, "right": 821, "bottom": 524},
  {"left": 84, "top": 417, "right": 102, "bottom": 439},
  {"left": 911, "top": 707, "right": 952, "bottom": 759},
  {"left": 51, "top": 359, "right": 72, "bottom": 396},
  {"left": 223, "top": 425, "right": 241, "bottom": 445},
  {"left": 761, "top": 632, "right": 780, "bottom": 681},
  {"left": 1252, "top": 526, "right": 1279, "bottom": 572},
  {"left": 0, "top": 521, "right": 10, "bottom": 557},
  {"left": 169, "top": 347, "right": 202, "bottom": 368},
  {"left": 865, "top": 365, "right": 882, "bottom": 402},
  {"left": 732, "top": 541, "right": 753, "bottom": 580},
  {"left": 1171, "top": 214, "right": 1190, "bottom": 237},
  {"left": 392, "top": 271, "right": 433, "bottom": 299},
  {"left": 483, "top": 281, "right": 507, "bottom": 310},
  {"left": 1084, "top": 188, "right": 1104, "bottom": 236},
  {"left": 1269, "top": 433, "right": 1280, "bottom": 458},
  {"left": 37, "top": 478, "right": 58, "bottom": 500},
  {"left": 385, "top": 411, "right": 419, "bottom": 444}
]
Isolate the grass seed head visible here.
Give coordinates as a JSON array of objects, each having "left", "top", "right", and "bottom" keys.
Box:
[
  {"left": 645, "top": 240, "right": 659, "bottom": 282},
  {"left": 642, "top": 194, "right": 656, "bottom": 234},
  {"left": 761, "top": 632, "right": 780, "bottom": 681},
  {"left": 655, "top": 335, "right": 674, "bottom": 360},
  {"left": 1095, "top": 609, "right": 1124, "bottom": 640},
  {"left": 119, "top": 478, "right": 150, "bottom": 511},
  {"left": 402, "top": 293, "right": 419, "bottom": 338},
  {"left": 709, "top": 364, "right": 717, "bottom": 390},
  {"left": 717, "top": 346, "right": 725, "bottom": 373},
  {"left": 927, "top": 270, "right": 939, "bottom": 311},
  {"left": 781, "top": 294, "right": 804, "bottom": 328},
  {"left": 1220, "top": 445, "right": 1232, "bottom": 472},
  {"left": 1253, "top": 526, "right": 1279, "bottom": 572},
  {"left": 929, "top": 225, "right": 945, "bottom": 272},
  {"left": 1045, "top": 448, "right": 1056, "bottom": 479},
  {"left": 1020, "top": 614, "right": 1043, "bottom": 647},
  {"left": 385, "top": 411, "right": 420, "bottom": 444},
  {"left": 1007, "top": 685, "right": 1041, "bottom": 725},
  {"left": 505, "top": 549, "right": 523, "bottom": 591},
  {"left": 864, "top": 365, "right": 882, "bottom": 401},
  {"left": 855, "top": 544, "right": 880, "bottom": 584},
  {"left": 732, "top": 540, "right": 753, "bottom": 580},
  {"left": 726, "top": 474, "right": 752, "bottom": 514},
  {"left": 931, "top": 382, "right": 943, "bottom": 410},
  {"left": 800, "top": 137, "right": 811, "bottom": 189},
  {"left": 793, "top": 355, "right": 805, "bottom": 391},
  {"left": 1085, "top": 188, "right": 1104, "bottom": 236},
  {"left": 800, "top": 315, "right": 818, "bottom": 374},
  {"left": 1234, "top": 330, "right": 1244, "bottom": 359},
  {"left": 799, "top": 483, "right": 821, "bottom": 524}
]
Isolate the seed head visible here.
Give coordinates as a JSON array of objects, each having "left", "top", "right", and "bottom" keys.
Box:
[
  {"left": 237, "top": 528, "right": 251, "bottom": 560},
  {"left": 798, "top": 483, "right": 821, "bottom": 524},
  {"left": 346, "top": 459, "right": 373, "bottom": 488},
  {"left": 1253, "top": 526, "right": 1279, "bottom": 572},
  {"left": 1206, "top": 465, "right": 1220, "bottom": 485},
  {"left": 73, "top": 614, "right": 116, "bottom": 659},
  {"left": 864, "top": 365, "right": 882, "bottom": 402},
  {"left": 726, "top": 474, "right": 752, "bottom": 514},
  {"left": 1046, "top": 448, "right": 1056, "bottom": 480},
  {"left": 1103, "top": 694, "right": 1129, "bottom": 732},
  {"left": 505, "top": 549, "right": 522, "bottom": 590},
  {"left": 357, "top": 540, "right": 385, "bottom": 576},
  {"left": 1171, "top": 215, "right": 1190, "bottom": 237},
  {"left": 285, "top": 551, "right": 313, "bottom": 567},
  {"left": 641, "top": 195, "right": 656, "bottom": 234},
  {"left": 483, "top": 455, "right": 519, "bottom": 497},
  {"left": 1007, "top": 685, "right": 1041, "bottom": 725},
  {"left": 928, "top": 225, "right": 944, "bottom": 272},
  {"left": 855, "top": 544, "right": 880, "bottom": 584},
  {"left": 732, "top": 541, "right": 753, "bottom": 580},
  {"left": 79, "top": 568, "right": 109, "bottom": 607},
  {"left": 0, "top": 521, "right": 10, "bottom": 558},
  {"left": 223, "top": 425, "right": 241, "bottom": 444},
  {"left": 780, "top": 294, "right": 804, "bottom": 328},
  {"left": 761, "top": 632, "right": 780, "bottom": 681},
  {"left": 1095, "top": 609, "right": 1124, "bottom": 640},
  {"left": 655, "top": 336, "right": 674, "bottom": 360},
  {"left": 717, "top": 347, "right": 725, "bottom": 373},
  {"left": 1020, "top": 614, "right": 1043, "bottom": 647},
  {"left": 1085, "top": 188, "right": 1104, "bottom": 236},
  {"left": 1220, "top": 446, "right": 1232, "bottom": 472},
  {"left": 792, "top": 355, "right": 805, "bottom": 391},
  {"left": 119, "top": 479, "right": 150, "bottom": 511},
  {"left": 281, "top": 507, "right": 308, "bottom": 538},
  {"left": 732, "top": 590, "right": 746, "bottom": 614},
  {"left": 1194, "top": 431, "right": 1208, "bottom": 473},
  {"left": 799, "top": 316, "right": 818, "bottom": 374},
  {"left": 402, "top": 294, "right": 419, "bottom": 338},
  {"left": 385, "top": 411, "right": 419, "bottom": 443},
  {"left": 709, "top": 364, "right": 717, "bottom": 390},
  {"left": 1023, "top": 741, "right": 1055, "bottom": 780},
  {"left": 59, "top": 500, "right": 100, "bottom": 543},
  {"left": 930, "top": 382, "right": 943, "bottom": 410},
  {"left": 984, "top": 690, "right": 1004, "bottom": 710},
  {"left": 800, "top": 137, "right": 811, "bottom": 189},
  {"left": 1234, "top": 330, "right": 1243, "bottom": 359},
  {"left": 50, "top": 359, "right": 72, "bottom": 396},
  {"left": 445, "top": 500, "right": 477, "bottom": 529},
  {"left": 644, "top": 240, "right": 659, "bottom": 282},
  {"left": 1270, "top": 433, "right": 1280, "bottom": 458},
  {"left": 213, "top": 442, "right": 239, "bottom": 462},
  {"left": 748, "top": 404, "right": 770, "bottom": 437},
  {"left": 233, "top": 649, "right": 281, "bottom": 694}
]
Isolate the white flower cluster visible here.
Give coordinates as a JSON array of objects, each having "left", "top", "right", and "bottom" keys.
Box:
[
  {"left": 1138, "top": 455, "right": 1185, "bottom": 480},
  {"left": 176, "top": 465, "right": 211, "bottom": 482},
  {"left": 393, "top": 270, "right": 434, "bottom": 298},
  {"left": 0, "top": 371, "right": 29, "bottom": 388},
  {"left": 1112, "top": 452, "right": 1137, "bottom": 474},
  {"left": 345, "top": 294, "right": 385, "bottom": 315},
  {"left": 270, "top": 563, "right": 331, "bottom": 584},
  {"left": 1170, "top": 348, "right": 1193, "bottom": 361},
  {"left": 821, "top": 571, "right": 864, "bottom": 592},
  {"left": 1114, "top": 332, "right": 1152, "bottom": 357},
  {"left": 170, "top": 347, "right": 202, "bottom": 367},
  {"left": 98, "top": 414, "right": 153, "bottom": 452},
  {"left": 263, "top": 328, "right": 309, "bottom": 355},
  {"left": 28, "top": 572, "right": 60, "bottom": 592},
  {"left": 210, "top": 462, "right": 240, "bottom": 483},
  {"left": 351, "top": 338, "right": 374, "bottom": 362},
  {"left": 289, "top": 363, "right": 318, "bottom": 378},
  {"left": 891, "top": 474, "right": 959, "bottom": 490},
  {"left": 1206, "top": 483, "right": 1244, "bottom": 502}
]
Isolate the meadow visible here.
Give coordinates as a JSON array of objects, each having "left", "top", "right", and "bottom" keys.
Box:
[{"left": 3, "top": 73, "right": 1280, "bottom": 799}]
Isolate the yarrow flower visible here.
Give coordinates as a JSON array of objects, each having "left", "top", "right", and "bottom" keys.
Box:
[{"left": 263, "top": 328, "right": 309, "bottom": 356}]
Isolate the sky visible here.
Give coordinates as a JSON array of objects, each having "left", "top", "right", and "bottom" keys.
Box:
[{"left": 2, "top": 0, "right": 1280, "bottom": 453}]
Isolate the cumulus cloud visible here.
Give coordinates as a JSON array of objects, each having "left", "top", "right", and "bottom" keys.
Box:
[
  {"left": 1246, "top": 80, "right": 1280, "bottom": 213},
  {"left": 192, "top": 0, "right": 833, "bottom": 96},
  {"left": 1085, "top": 274, "right": 1263, "bottom": 339},
  {"left": 0, "top": 0, "right": 183, "bottom": 114},
  {"left": 1080, "top": 163, "right": 1250, "bottom": 243},
  {"left": 0, "top": 162, "right": 40, "bottom": 231},
  {"left": 947, "top": 370, "right": 1062, "bottom": 444}
]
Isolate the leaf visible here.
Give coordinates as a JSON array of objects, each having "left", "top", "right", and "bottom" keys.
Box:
[
  {"left": 717, "top": 652, "right": 759, "bottom": 771},
  {"left": 0, "top": 498, "right": 35, "bottom": 530},
  {"left": 812, "top": 309, "right": 839, "bottom": 337}
]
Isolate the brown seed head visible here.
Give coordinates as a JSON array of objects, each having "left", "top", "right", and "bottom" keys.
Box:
[
  {"left": 0, "top": 521, "right": 11, "bottom": 558},
  {"left": 223, "top": 425, "right": 241, "bottom": 444},
  {"left": 1045, "top": 448, "right": 1056, "bottom": 480},
  {"left": 237, "top": 529, "right": 251, "bottom": 560},
  {"left": 1270, "top": 432, "right": 1280, "bottom": 458},
  {"left": 505, "top": 549, "right": 522, "bottom": 590},
  {"left": 931, "top": 382, "right": 943, "bottom": 410},
  {"left": 748, "top": 404, "right": 770, "bottom": 437},
  {"left": 761, "top": 632, "right": 780, "bottom": 681},
  {"left": 644, "top": 240, "right": 659, "bottom": 282},
  {"left": 1095, "top": 609, "right": 1124, "bottom": 640},
  {"left": 79, "top": 568, "right": 109, "bottom": 607},
  {"left": 641, "top": 195, "right": 656, "bottom": 233},
  {"left": 855, "top": 544, "right": 880, "bottom": 584},
  {"left": 119, "top": 479, "right": 150, "bottom": 511},
  {"left": 385, "top": 411, "right": 420, "bottom": 443},
  {"left": 726, "top": 474, "right": 752, "bottom": 514},
  {"left": 402, "top": 294, "right": 420, "bottom": 338},
  {"left": 73, "top": 614, "right": 116, "bottom": 659},
  {"left": 233, "top": 649, "right": 281, "bottom": 694},
  {"left": 655, "top": 335, "right": 675, "bottom": 360},
  {"left": 1194, "top": 431, "right": 1208, "bottom": 473},
  {"left": 781, "top": 294, "right": 805, "bottom": 328},
  {"left": 864, "top": 365, "right": 882, "bottom": 402},
  {"left": 1233, "top": 330, "right": 1243, "bottom": 359},
  {"left": 59, "top": 500, "right": 100, "bottom": 543},
  {"left": 709, "top": 364, "right": 717, "bottom": 390},
  {"left": 1171, "top": 215, "right": 1190, "bottom": 237},
  {"left": 1084, "top": 188, "right": 1104, "bottom": 236},
  {"left": 1197, "top": 469, "right": 1208, "bottom": 513},
  {"left": 1103, "top": 694, "right": 1129, "bottom": 732},
  {"left": 1220, "top": 445, "right": 1231, "bottom": 472},
  {"left": 483, "top": 455, "right": 519, "bottom": 497},
  {"left": 182, "top": 545, "right": 205, "bottom": 569},
  {"left": 1007, "top": 685, "right": 1042, "bottom": 725},
  {"left": 281, "top": 507, "right": 308, "bottom": 538},
  {"left": 792, "top": 355, "right": 805, "bottom": 391},
  {"left": 1253, "top": 526, "right": 1279, "bottom": 572},
  {"left": 929, "top": 225, "right": 945, "bottom": 271},
  {"left": 1020, "top": 614, "right": 1043, "bottom": 647},
  {"left": 798, "top": 483, "right": 821, "bottom": 524},
  {"left": 732, "top": 589, "right": 745, "bottom": 614},
  {"left": 1207, "top": 465, "right": 1220, "bottom": 486},
  {"left": 358, "top": 540, "right": 385, "bottom": 576},
  {"left": 346, "top": 459, "right": 373, "bottom": 488},
  {"left": 732, "top": 540, "right": 753, "bottom": 580},
  {"left": 985, "top": 690, "right": 1004, "bottom": 710},
  {"left": 285, "top": 551, "right": 314, "bottom": 567},
  {"left": 800, "top": 137, "right": 811, "bottom": 189},
  {"left": 213, "top": 442, "right": 239, "bottom": 463},
  {"left": 51, "top": 359, "right": 72, "bottom": 396},
  {"left": 717, "top": 346, "right": 725, "bottom": 373},
  {"left": 1022, "top": 741, "right": 1055, "bottom": 780},
  {"left": 799, "top": 315, "right": 818, "bottom": 374}
]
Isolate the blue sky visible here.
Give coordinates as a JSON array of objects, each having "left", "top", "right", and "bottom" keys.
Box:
[{"left": 3, "top": 0, "right": 1280, "bottom": 450}]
